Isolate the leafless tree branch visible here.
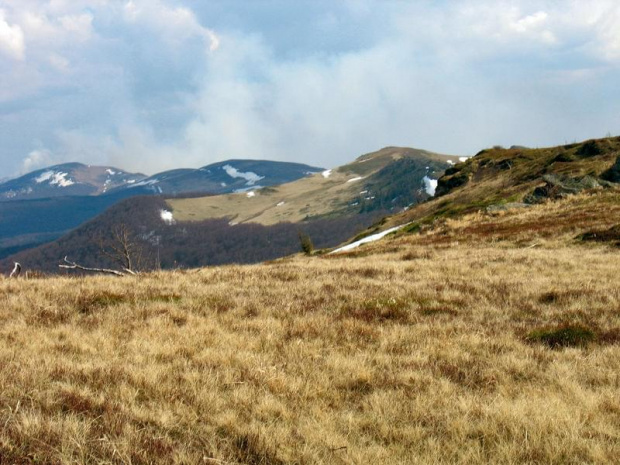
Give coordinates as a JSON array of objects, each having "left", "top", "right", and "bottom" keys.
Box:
[{"left": 58, "top": 257, "right": 135, "bottom": 276}]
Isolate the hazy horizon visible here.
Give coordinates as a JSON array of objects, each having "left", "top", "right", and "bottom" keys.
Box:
[{"left": 1, "top": 0, "right": 619, "bottom": 178}]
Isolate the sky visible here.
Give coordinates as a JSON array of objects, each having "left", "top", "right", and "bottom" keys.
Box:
[{"left": 0, "top": 0, "right": 619, "bottom": 178}]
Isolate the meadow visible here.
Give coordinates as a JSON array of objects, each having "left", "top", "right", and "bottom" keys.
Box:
[{"left": 1, "top": 199, "right": 619, "bottom": 464}]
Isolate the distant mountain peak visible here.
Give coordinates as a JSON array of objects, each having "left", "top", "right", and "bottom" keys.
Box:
[{"left": 0, "top": 163, "right": 146, "bottom": 201}]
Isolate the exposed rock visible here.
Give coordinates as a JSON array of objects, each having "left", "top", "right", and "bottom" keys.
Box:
[
  {"left": 435, "top": 170, "right": 470, "bottom": 197},
  {"left": 601, "top": 155, "right": 620, "bottom": 183},
  {"left": 524, "top": 174, "right": 610, "bottom": 204}
]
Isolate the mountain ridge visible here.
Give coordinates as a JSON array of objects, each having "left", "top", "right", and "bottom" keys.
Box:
[
  {"left": 0, "top": 163, "right": 146, "bottom": 201},
  {"left": 2, "top": 146, "right": 458, "bottom": 271}
]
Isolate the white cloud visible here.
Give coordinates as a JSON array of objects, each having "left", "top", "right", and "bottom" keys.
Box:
[
  {"left": 0, "top": 9, "right": 25, "bottom": 60},
  {"left": 48, "top": 53, "right": 70, "bottom": 71},
  {"left": 122, "top": 0, "right": 219, "bottom": 51},
  {"left": 58, "top": 13, "right": 93, "bottom": 41},
  {"left": 592, "top": 5, "right": 620, "bottom": 61},
  {"left": 21, "top": 149, "right": 53, "bottom": 173}
]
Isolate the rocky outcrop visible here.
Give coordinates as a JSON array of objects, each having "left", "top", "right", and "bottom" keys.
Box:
[
  {"left": 601, "top": 155, "right": 620, "bottom": 183},
  {"left": 524, "top": 174, "right": 615, "bottom": 204},
  {"left": 435, "top": 165, "right": 471, "bottom": 197}
]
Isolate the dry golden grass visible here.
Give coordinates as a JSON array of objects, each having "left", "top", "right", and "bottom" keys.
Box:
[
  {"left": 1, "top": 225, "right": 619, "bottom": 463},
  {"left": 167, "top": 169, "right": 363, "bottom": 225}
]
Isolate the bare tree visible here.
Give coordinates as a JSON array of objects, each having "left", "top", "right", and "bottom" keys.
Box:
[
  {"left": 59, "top": 224, "right": 151, "bottom": 276},
  {"left": 96, "top": 224, "right": 143, "bottom": 274}
]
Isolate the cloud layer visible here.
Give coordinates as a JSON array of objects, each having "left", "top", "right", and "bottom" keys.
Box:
[{"left": 0, "top": 0, "right": 619, "bottom": 177}]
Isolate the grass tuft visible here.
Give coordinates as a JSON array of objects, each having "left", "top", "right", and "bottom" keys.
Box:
[{"left": 526, "top": 324, "right": 596, "bottom": 348}]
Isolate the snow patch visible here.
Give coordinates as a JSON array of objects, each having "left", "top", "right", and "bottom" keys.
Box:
[
  {"left": 331, "top": 224, "right": 407, "bottom": 254},
  {"left": 130, "top": 178, "right": 159, "bottom": 187},
  {"left": 221, "top": 182, "right": 227, "bottom": 187},
  {"left": 459, "top": 156, "right": 468, "bottom": 162},
  {"left": 246, "top": 191, "right": 256, "bottom": 198},
  {"left": 106, "top": 169, "right": 116, "bottom": 175},
  {"left": 423, "top": 176, "right": 438, "bottom": 196},
  {"left": 322, "top": 169, "right": 332, "bottom": 178},
  {"left": 35, "top": 171, "right": 53, "bottom": 183},
  {"left": 276, "top": 201, "right": 285, "bottom": 207},
  {"left": 222, "top": 165, "right": 264, "bottom": 186},
  {"left": 35, "top": 171, "right": 75, "bottom": 187},
  {"left": 160, "top": 210, "right": 175, "bottom": 225},
  {"left": 347, "top": 176, "right": 363, "bottom": 183},
  {"left": 447, "top": 160, "right": 455, "bottom": 165}
]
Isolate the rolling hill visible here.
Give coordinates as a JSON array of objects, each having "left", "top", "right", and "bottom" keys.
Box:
[
  {"left": 2, "top": 147, "right": 458, "bottom": 273},
  {"left": 116, "top": 160, "right": 323, "bottom": 196},
  {"left": 167, "top": 147, "right": 458, "bottom": 225},
  {"left": 0, "top": 160, "right": 324, "bottom": 260},
  {"left": 331, "top": 137, "right": 620, "bottom": 251}
]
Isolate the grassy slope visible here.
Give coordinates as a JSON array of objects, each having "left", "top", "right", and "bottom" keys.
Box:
[
  {"left": 379, "top": 137, "right": 620, "bottom": 230},
  {"left": 167, "top": 147, "right": 457, "bottom": 225},
  {"left": 1, "top": 191, "right": 619, "bottom": 464}
]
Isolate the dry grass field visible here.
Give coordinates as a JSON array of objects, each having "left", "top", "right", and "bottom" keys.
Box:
[{"left": 1, "top": 193, "right": 619, "bottom": 464}]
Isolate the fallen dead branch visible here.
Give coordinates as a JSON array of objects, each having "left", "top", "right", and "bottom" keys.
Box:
[{"left": 59, "top": 256, "right": 137, "bottom": 277}]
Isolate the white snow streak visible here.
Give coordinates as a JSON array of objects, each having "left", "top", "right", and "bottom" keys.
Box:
[
  {"left": 322, "top": 169, "right": 332, "bottom": 178},
  {"left": 131, "top": 178, "right": 159, "bottom": 187},
  {"left": 459, "top": 157, "right": 469, "bottom": 162},
  {"left": 276, "top": 201, "right": 285, "bottom": 207},
  {"left": 223, "top": 165, "right": 264, "bottom": 186},
  {"left": 246, "top": 191, "right": 256, "bottom": 198},
  {"left": 330, "top": 225, "right": 407, "bottom": 254},
  {"left": 106, "top": 169, "right": 116, "bottom": 175},
  {"left": 347, "top": 176, "right": 363, "bottom": 183}
]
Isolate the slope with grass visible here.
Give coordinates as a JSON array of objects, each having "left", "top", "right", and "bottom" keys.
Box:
[
  {"left": 331, "top": 137, "right": 620, "bottom": 248},
  {"left": 0, "top": 208, "right": 618, "bottom": 463},
  {"left": 396, "top": 136, "right": 620, "bottom": 227}
]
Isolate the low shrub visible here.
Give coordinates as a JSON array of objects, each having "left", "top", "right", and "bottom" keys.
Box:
[{"left": 526, "top": 324, "right": 596, "bottom": 348}]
